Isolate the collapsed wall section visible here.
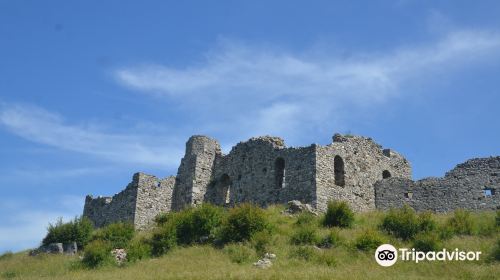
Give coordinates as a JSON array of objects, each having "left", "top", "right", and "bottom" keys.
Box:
[
  {"left": 203, "top": 136, "right": 317, "bottom": 207},
  {"left": 83, "top": 172, "right": 175, "bottom": 229},
  {"left": 375, "top": 157, "right": 500, "bottom": 211},
  {"left": 315, "top": 134, "right": 412, "bottom": 212},
  {"left": 83, "top": 177, "right": 139, "bottom": 228}
]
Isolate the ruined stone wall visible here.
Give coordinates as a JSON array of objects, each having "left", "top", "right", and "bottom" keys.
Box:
[
  {"left": 84, "top": 172, "right": 175, "bottom": 229},
  {"left": 83, "top": 176, "right": 138, "bottom": 228},
  {"left": 134, "top": 173, "right": 175, "bottom": 229},
  {"left": 375, "top": 157, "right": 500, "bottom": 212},
  {"left": 203, "top": 137, "right": 317, "bottom": 207},
  {"left": 171, "top": 136, "right": 221, "bottom": 210},
  {"left": 315, "top": 134, "right": 412, "bottom": 212}
]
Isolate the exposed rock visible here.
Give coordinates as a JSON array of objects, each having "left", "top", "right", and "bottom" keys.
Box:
[
  {"left": 30, "top": 242, "right": 79, "bottom": 256},
  {"left": 283, "top": 200, "right": 317, "bottom": 215},
  {"left": 264, "top": 252, "right": 276, "bottom": 260},
  {"left": 111, "top": 249, "right": 127, "bottom": 265},
  {"left": 253, "top": 257, "right": 272, "bottom": 269},
  {"left": 63, "top": 242, "right": 78, "bottom": 255}
]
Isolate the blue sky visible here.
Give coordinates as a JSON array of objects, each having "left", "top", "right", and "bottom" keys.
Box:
[{"left": 1, "top": 1, "right": 499, "bottom": 253}]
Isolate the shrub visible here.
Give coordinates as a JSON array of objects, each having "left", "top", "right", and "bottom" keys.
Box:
[
  {"left": 175, "top": 204, "right": 224, "bottom": 245},
  {"left": 82, "top": 240, "right": 113, "bottom": 268},
  {"left": 251, "top": 231, "right": 272, "bottom": 256},
  {"left": 354, "top": 229, "right": 385, "bottom": 251},
  {"left": 154, "top": 212, "right": 172, "bottom": 226},
  {"left": 223, "top": 243, "right": 256, "bottom": 264},
  {"left": 446, "top": 209, "right": 475, "bottom": 235},
  {"left": 412, "top": 232, "right": 442, "bottom": 252},
  {"left": 219, "top": 204, "right": 269, "bottom": 243},
  {"left": 438, "top": 224, "right": 455, "bottom": 240},
  {"left": 496, "top": 211, "right": 500, "bottom": 227},
  {"left": 92, "top": 222, "right": 135, "bottom": 249},
  {"left": 295, "top": 212, "right": 318, "bottom": 227},
  {"left": 290, "top": 227, "right": 320, "bottom": 245},
  {"left": 150, "top": 222, "right": 177, "bottom": 257},
  {"left": 315, "top": 251, "right": 337, "bottom": 267},
  {"left": 380, "top": 205, "right": 420, "bottom": 240},
  {"left": 289, "top": 246, "right": 316, "bottom": 261},
  {"left": 322, "top": 201, "right": 354, "bottom": 228},
  {"left": 42, "top": 216, "right": 93, "bottom": 249},
  {"left": 126, "top": 238, "right": 151, "bottom": 263},
  {"left": 418, "top": 211, "right": 437, "bottom": 232},
  {"left": 490, "top": 239, "right": 500, "bottom": 261},
  {"left": 319, "top": 229, "right": 342, "bottom": 248},
  {"left": 0, "top": 251, "right": 13, "bottom": 261}
]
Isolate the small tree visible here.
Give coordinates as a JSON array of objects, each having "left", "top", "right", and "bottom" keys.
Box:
[
  {"left": 219, "top": 203, "right": 269, "bottom": 243},
  {"left": 42, "top": 216, "right": 94, "bottom": 249}
]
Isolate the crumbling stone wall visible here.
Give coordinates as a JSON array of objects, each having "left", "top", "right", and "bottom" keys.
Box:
[
  {"left": 315, "top": 134, "right": 412, "bottom": 212},
  {"left": 83, "top": 179, "right": 137, "bottom": 228},
  {"left": 375, "top": 157, "right": 500, "bottom": 212},
  {"left": 171, "top": 135, "right": 221, "bottom": 210},
  {"left": 134, "top": 173, "right": 175, "bottom": 229},
  {"left": 86, "top": 133, "right": 499, "bottom": 229},
  {"left": 203, "top": 136, "right": 317, "bottom": 208},
  {"left": 83, "top": 172, "right": 174, "bottom": 229}
]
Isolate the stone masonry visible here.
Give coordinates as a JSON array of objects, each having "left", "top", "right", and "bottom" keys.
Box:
[
  {"left": 83, "top": 133, "right": 499, "bottom": 229},
  {"left": 375, "top": 157, "right": 500, "bottom": 212}
]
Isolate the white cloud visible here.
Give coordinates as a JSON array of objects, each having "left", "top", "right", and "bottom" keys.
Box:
[
  {"left": 0, "top": 104, "right": 184, "bottom": 169},
  {"left": 114, "top": 30, "right": 500, "bottom": 143},
  {"left": 0, "top": 195, "right": 83, "bottom": 253}
]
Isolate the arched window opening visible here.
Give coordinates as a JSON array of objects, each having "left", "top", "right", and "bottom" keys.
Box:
[
  {"left": 219, "top": 174, "right": 231, "bottom": 205},
  {"left": 382, "top": 170, "right": 392, "bottom": 179},
  {"left": 275, "top": 157, "right": 285, "bottom": 189},
  {"left": 334, "top": 155, "right": 345, "bottom": 186}
]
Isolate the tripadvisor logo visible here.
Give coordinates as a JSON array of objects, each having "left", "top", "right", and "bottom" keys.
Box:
[{"left": 375, "top": 244, "right": 482, "bottom": 267}]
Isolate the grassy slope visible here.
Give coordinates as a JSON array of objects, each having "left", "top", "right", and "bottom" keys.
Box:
[{"left": 1, "top": 207, "right": 499, "bottom": 280}]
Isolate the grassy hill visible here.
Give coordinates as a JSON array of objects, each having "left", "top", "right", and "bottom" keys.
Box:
[{"left": 0, "top": 204, "right": 499, "bottom": 280}]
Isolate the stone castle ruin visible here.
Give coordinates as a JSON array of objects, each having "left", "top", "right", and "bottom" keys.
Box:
[{"left": 83, "top": 133, "right": 499, "bottom": 229}]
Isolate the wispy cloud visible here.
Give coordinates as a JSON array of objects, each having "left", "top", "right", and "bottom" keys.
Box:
[
  {"left": 0, "top": 104, "right": 184, "bottom": 168},
  {"left": 115, "top": 30, "right": 500, "bottom": 143},
  {"left": 0, "top": 195, "right": 83, "bottom": 253}
]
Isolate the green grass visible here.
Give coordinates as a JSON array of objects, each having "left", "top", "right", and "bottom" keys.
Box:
[{"left": 1, "top": 206, "right": 499, "bottom": 280}]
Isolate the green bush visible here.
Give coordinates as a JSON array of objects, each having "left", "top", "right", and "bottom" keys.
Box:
[
  {"left": 154, "top": 212, "right": 172, "bottom": 226},
  {"left": 322, "top": 201, "right": 354, "bottom": 228},
  {"left": 491, "top": 239, "right": 500, "bottom": 261},
  {"left": 295, "top": 212, "right": 318, "bottom": 227},
  {"left": 82, "top": 240, "right": 113, "bottom": 268},
  {"left": 223, "top": 243, "right": 256, "bottom": 264},
  {"left": 126, "top": 238, "right": 151, "bottom": 262},
  {"left": 412, "top": 232, "right": 442, "bottom": 252},
  {"left": 319, "top": 229, "right": 342, "bottom": 248},
  {"left": 0, "top": 251, "right": 13, "bottom": 261},
  {"left": 315, "top": 251, "right": 337, "bottom": 267},
  {"left": 150, "top": 222, "right": 177, "bottom": 257},
  {"left": 380, "top": 205, "right": 421, "bottom": 240},
  {"left": 175, "top": 204, "right": 224, "bottom": 245},
  {"left": 219, "top": 204, "right": 269, "bottom": 243},
  {"left": 251, "top": 231, "right": 272, "bottom": 256},
  {"left": 496, "top": 211, "right": 500, "bottom": 227},
  {"left": 289, "top": 246, "right": 316, "bottom": 261},
  {"left": 418, "top": 211, "right": 437, "bottom": 232},
  {"left": 290, "top": 227, "right": 320, "bottom": 245},
  {"left": 42, "top": 216, "right": 94, "bottom": 249},
  {"left": 446, "top": 209, "right": 475, "bottom": 235},
  {"left": 354, "top": 229, "right": 385, "bottom": 251},
  {"left": 92, "top": 222, "right": 135, "bottom": 248}
]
